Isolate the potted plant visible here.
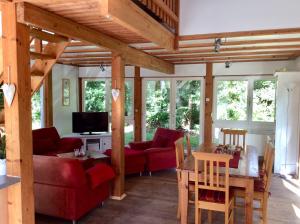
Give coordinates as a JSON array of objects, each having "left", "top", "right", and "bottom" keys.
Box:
[{"left": 0, "top": 127, "right": 6, "bottom": 176}]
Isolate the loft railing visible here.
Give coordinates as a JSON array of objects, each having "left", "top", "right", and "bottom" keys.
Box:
[{"left": 132, "top": 0, "right": 179, "bottom": 34}]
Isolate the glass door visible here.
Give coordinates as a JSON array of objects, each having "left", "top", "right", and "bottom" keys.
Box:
[
  {"left": 143, "top": 78, "right": 203, "bottom": 146},
  {"left": 143, "top": 79, "right": 171, "bottom": 140},
  {"left": 175, "top": 79, "right": 202, "bottom": 148}
]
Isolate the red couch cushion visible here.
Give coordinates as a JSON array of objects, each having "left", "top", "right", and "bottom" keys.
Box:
[
  {"left": 32, "top": 127, "right": 61, "bottom": 155},
  {"left": 86, "top": 163, "right": 115, "bottom": 189},
  {"left": 199, "top": 189, "right": 234, "bottom": 203},
  {"left": 152, "top": 128, "right": 184, "bottom": 148}
]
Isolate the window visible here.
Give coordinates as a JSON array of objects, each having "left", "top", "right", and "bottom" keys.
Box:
[
  {"left": 216, "top": 80, "right": 248, "bottom": 121},
  {"left": 84, "top": 80, "right": 106, "bottom": 112},
  {"left": 252, "top": 80, "right": 276, "bottom": 122},
  {"left": 83, "top": 78, "right": 134, "bottom": 145},
  {"left": 32, "top": 89, "right": 42, "bottom": 129},
  {"left": 214, "top": 77, "right": 276, "bottom": 136}
]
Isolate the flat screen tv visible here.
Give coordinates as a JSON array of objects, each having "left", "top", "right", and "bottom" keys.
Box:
[{"left": 72, "top": 112, "right": 109, "bottom": 134}]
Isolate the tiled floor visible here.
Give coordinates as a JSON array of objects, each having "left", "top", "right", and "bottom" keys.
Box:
[{"left": 36, "top": 170, "right": 300, "bottom": 224}]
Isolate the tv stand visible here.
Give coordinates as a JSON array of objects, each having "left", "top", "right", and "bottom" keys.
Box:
[{"left": 64, "top": 133, "right": 112, "bottom": 153}]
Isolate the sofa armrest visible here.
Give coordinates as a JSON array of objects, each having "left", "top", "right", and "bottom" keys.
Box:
[
  {"left": 129, "top": 141, "right": 153, "bottom": 150},
  {"left": 144, "top": 147, "right": 174, "bottom": 154},
  {"left": 33, "top": 155, "right": 87, "bottom": 188},
  {"left": 57, "top": 138, "right": 83, "bottom": 153},
  {"left": 86, "top": 163, "right": 115, "bottom": 189}
]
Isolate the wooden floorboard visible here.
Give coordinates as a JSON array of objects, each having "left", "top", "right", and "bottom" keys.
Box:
[{"left": 36, "top": 170, "right": 300, "bottom": 224}]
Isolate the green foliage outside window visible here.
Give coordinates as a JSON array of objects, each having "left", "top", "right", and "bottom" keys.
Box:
[
  {"left": 32, "top": 90, "right": 41, "bottom": 129},
  {"left": 217, "top": 81, "right": 248, "bottom": 121},
  {"left": 84, "top": 80, "right": 106, "bottom": 112},
  {"left": 253, "top": 80, "right": 276, "bottom": 122}
]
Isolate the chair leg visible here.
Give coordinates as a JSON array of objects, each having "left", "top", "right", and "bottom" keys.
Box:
[
  {"left": 262, "top": 194, "right": 269, "bottom": 224},
  {"left": 72, "top": 220, "right": 77, "bottom": 224},
  {"left": 225, "top": 210, "right": 229, "bottom": 224},
  {"left": 177, "top": 188, "right": 181, "bottom": 219},
  {"left": 208, "top": 210, "right": 212, "bottom": 224},
  {"left": 149, "top": 171, "right": 152, "bottom": 176},
  {"left": 195, "top": 206, "right": 201, "bottom": 224}
]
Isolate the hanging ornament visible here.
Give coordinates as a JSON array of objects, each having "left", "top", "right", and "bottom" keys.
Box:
[
  {"left": 2, "top": 66, "right": 16, "bottom": 107},
  {"left": 111, "top": 80, "right": 120, "bottom": 102}
]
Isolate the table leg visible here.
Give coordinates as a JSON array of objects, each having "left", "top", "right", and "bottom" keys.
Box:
[
  {"left": 245, "top": 179, "right": 254, "bottom": 224},
  {"left": 180, "top": 172, "right": 189, "bottom": 224}
]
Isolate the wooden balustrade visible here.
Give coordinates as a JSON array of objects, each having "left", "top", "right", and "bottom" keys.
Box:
[{"left": 133, "top": 0, "right": 179, "bottom": 34}]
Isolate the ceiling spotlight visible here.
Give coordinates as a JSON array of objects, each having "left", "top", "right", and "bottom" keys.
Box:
[
  {"left": 225, "top": 61, "right": 231, "bottom": 68},
  {"left": 214, "top": 38, "right": 222, "bottom": 53},
  {"left": 100, "top": 64, "right": 105, "bottom": 72}
]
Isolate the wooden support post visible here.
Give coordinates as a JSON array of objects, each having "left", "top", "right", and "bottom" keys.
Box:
[
  {"left": 134, "top": 67, "right": 142, "bottom": 142},
  {"left": 2, "top": 2, "right": 35, "bottom": 224},
  {"left": 78, "top": 77, "right": 83, "bottom": 112},
  {"left": 204, "top": 63, "right": 213, "bottom": 145},
  {"left": 111, "top": 54, "right": 126, "bottom": 200},
  {"left": 43, "top": 70, "right": 53, "bottom": 127}
]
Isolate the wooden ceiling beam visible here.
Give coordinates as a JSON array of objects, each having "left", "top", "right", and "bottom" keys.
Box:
[
  {"left": 30, "top": 51, "right": 56, "bottom": 60},
  {"left": 180, "top": 28, "right": 300, "bottom": 40},
  {"left": 69, "top": 37, "right": 300, "bottom": 50},
  {"left": 172, "top": 58, "right": 292, "bottom": 64},
  {"left": 99, "top": 0, "right": 175, "bottom": 51},
  {"left": 60, "top": 53, "right": 112, "bottom": 58},
  {"left": 168, "top": 55, "right": 296, "bottom": 62},
  {"left": 30, "top": 28, "right": 69, "bottom": 43},
  {"left": 152, "top": 45, "right": 300, "bottom": 55},
  {"left": 159, "top": 50, "right": 300, "bottom": 59},
  {"left": 17, "top": 2, "right": 174, "bottom": 74}
]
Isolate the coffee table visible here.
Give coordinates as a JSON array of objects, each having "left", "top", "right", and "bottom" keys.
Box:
[{"left": 57, "top": 151, "right": 109, "bottom": 163}]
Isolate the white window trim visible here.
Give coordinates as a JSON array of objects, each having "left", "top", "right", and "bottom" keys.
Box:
[{"left": 213, "top": 75, "right": 276, "bottom": 135}]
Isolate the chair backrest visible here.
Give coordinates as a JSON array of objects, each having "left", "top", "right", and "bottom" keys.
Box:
[
  {"left": 186, "top": 133, "right": 192, "bottom": 157},
  {"left": 193, "top": 152, "right": 233, "bottom": 204},
  {"left": 264, "top": 142, "right": 275, "bottom": 192},
  {"left": 175, "top": 137, "right": 184, "bottom": 169},
  {"left": 221, "top": 128, "right": 247, "bottom": 150}
]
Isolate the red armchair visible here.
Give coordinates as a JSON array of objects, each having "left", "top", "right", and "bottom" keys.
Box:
[
  {"left": 33, "top": 155, "right": 115, "bottom": 222},
  {"left": 32, "top": 127, "right": 83, "bottom": 155},
  {"left": 129, "top": 128, "right": 184, "bottom": 174}
]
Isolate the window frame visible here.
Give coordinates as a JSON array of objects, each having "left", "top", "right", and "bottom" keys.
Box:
[{"left": 213, "top": 75, "right": 276, "bottom": 135}]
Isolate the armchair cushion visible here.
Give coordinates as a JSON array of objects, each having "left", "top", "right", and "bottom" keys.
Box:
[
  {"left": 145, "top": 147, "right": 174, "bottom": 154},
  {"left": 57, "top": 138, "right": 83, "bottom": 154},
  {"left": 151, "top": 135, "right": 169, "bottom": 148},
  {"left": 129, "top": 141, "right": 153, "bottom": 150},
  {"left": 33, "top": 138, "right": 57, "bottom": 155},
  {"left": 86, "top": 163, "right": 115, "bottom": 189}
]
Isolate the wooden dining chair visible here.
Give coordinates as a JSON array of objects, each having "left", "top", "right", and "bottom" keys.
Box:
[
  {"left": 234, "top": 142, "right": 275, "bottom": 224},
  {"left": 186, "top": 132, "right": 192, "bottom": 157},
  {"left": 193, "top": 151, "right": 234, "bottom": 224},
  {"left": 175, "top": 137, "right": 185, "bottom": 219},
  {"left": 221, "top": 128, "right": 247, "bottom": 150}
]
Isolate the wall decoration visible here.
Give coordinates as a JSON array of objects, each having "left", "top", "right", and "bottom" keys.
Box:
[{"left": 62, "top": 79, "right": 70, "bottom": 106}]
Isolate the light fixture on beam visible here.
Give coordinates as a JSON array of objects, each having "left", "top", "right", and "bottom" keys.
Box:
[
  {"left": 225, "top": 61, "right": 232, "bottom": 68},
  {"left": 99, "top": 63, "right": 105, "bottom": 72},
  {"left": 214, "top": 38, "right": 222, "bottom": 53}
]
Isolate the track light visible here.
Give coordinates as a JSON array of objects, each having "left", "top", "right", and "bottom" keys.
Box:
[
  {"left": 99, "top": 64, "right": 105, "bottom": 72},
  {"left": 214, "top": 38, "right": 222, "bottom": 53},
  {"left": 225, "top": 61, "right": 231, "bottom": 68}
]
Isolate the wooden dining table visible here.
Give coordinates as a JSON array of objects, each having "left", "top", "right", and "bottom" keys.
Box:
[{"left": 178, "top": 144, "right": 259, "bottom": 224}]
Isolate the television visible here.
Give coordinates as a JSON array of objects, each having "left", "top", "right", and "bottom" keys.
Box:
[{"left": 72, "top": 112, "right": 109, "bottom": 134}]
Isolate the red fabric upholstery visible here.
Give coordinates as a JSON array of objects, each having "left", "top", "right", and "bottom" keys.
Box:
[
  {"left": 199, "top": 189, "right": 234, "bottom": 203},
  {"left": 32, "top": 127, "right": 83, "bottom": 155},
  {"left": 129, "top": 141, "right": 153, "bottom": 150},
  {"left": 33, "top": 155, "right": 113, "bottom": 221},
  {"left": 254, "top": 179, "right": 265, "bottom": 192},
  {"left": 105, "top": 148, "right": 146, "bottom": 175},
  {"left": 214, "top": 151, "right": 241, "bottom": 169},
  {"left": 129, "top": 128, "right": 184, "bottom": 172},
  {"left": 86, "top": 163, "right": 115, "bottom": 189}
]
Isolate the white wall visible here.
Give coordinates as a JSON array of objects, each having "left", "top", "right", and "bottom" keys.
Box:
[
  {"left": 180, "top": 0, "right": 300, "bottom": 35},
  {"left": 52, "top": 64, "right": 79, "bottom": 136},
  {"left": 295, "top": 57, "right": 300, "bottom": 70}
]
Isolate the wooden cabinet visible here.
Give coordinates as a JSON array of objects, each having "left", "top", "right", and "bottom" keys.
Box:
[{"left": 63, "top": 133, "right": 112, "bottom": 153}]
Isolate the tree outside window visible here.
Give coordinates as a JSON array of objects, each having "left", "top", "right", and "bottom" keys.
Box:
[{"left": 216, "top": 80, "right": 248, "bottom": 121}]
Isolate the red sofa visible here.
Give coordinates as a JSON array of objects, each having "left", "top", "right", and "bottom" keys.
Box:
[
  {"left": 104, "top": 128, "right": 183, "bottom": 175},
  {"left": 129, "top": 128, "right": 184, "bottom": 174},
  {"left": 32, "top": 127, "right": 83, "bottom": 155},
  {"left": 105, "top": 147, "right": 146, "bottom": 175},
  {"left": 33, "top": 155, "right": 115, "bottom": 222}
]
